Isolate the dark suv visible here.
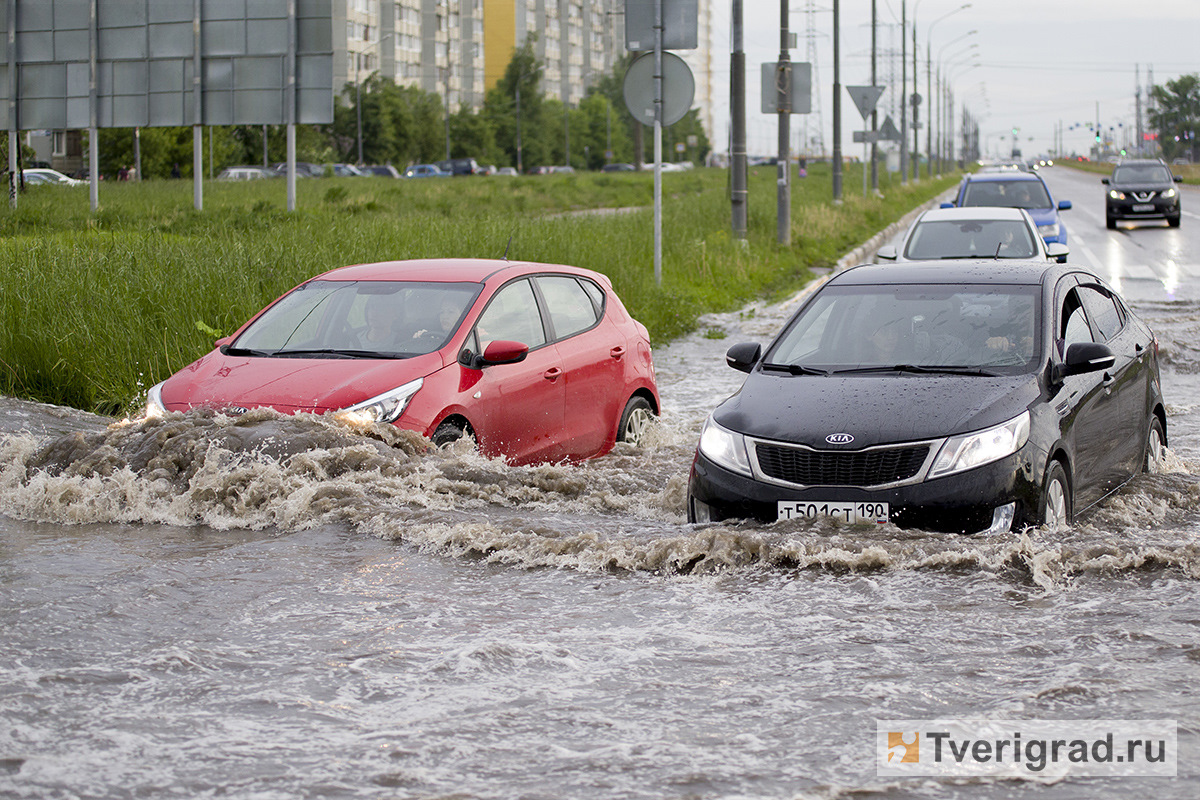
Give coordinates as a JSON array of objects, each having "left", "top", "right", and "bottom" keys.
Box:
[
  {"left": 435, "top": 157, "right": 481, "bottom": 176},
  {"left": 1102, "top": 159, "right": 1182, "bottom": 229}
]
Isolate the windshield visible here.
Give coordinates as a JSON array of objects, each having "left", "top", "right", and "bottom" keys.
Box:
[
  {"left": 231, "top": 280, "right": 481, "bottom": 358},
  {"left": 962, "top": 179, "right": 1052, "bottom": 209},
  {"left": 1112, "top": 165, "right": 1172, "bottom": 184},
  {"left": 904, "top": 219, "right": 1039, "bottom": 260},
  {"left": 767, "top": 284, "right": 1042, "bottom": 374}
]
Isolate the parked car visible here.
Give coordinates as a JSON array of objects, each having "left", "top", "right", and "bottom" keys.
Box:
[
  {"left": 945, "top": 172, "right": 1071, "bottom": 248},
  {"left": 436, "top": 157, "right": 481, "bottom": 176},
  {"left": 876, "top": 207, "right": 1069, "bottom": 263},
  {"left": 686, "top": 260, "right": 1165, "bottom": 534},
  {"left": 404, "top": 164, "right": 450, "bottom": 178},
  {"left": 494, "top": 167, "right": 519, "bottom": 177},
  {"left": 215, "top": 166, "right": 274, "bottom": 181},
  {"left": 326, "top": 163, "right": 366, "bottom": 177},
  {"left": 270, "top": 161, "right": 325, "bottom": 178},
  {"left": 1102, "top": 159, "right": 1182, "bottom": 229},
  {"left": 146, "top": 259, "right": 660, "bottom": 466},
  {"left": 20, "top": 167, "right": 86, "bottom": 186},
  {"left": 601, "top": 163, "right": 635, "bottom": 173},
  {"left": 360, "top": 165, "right": 402, "bottom": 178}
]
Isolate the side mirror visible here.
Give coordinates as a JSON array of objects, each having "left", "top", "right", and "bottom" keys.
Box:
[
  {"left": 1101, "top": 178, "right": 1110, "bottom": 185},
  {"left": 1056, "top": 341, "right": 1116, "bottom": 381},
  {"left": 475, "top": 340, "right": 529, "bottom": 368},
  {"left": 1175, "top": 175, "right": 1184, "bottom": 183},
  {"left": 1046, "top": 242, "right": 1069, "bottom": 262},
  {"left": 1058, "top": 200, "right": 1072, "bottom": 211},
  {"left": 215, "top": 336, "right": 232, "bottom": 349},
  {"left": 725, "top": 342, "right": 762, "bottom": 373},
  {"left": 939, "top": 202, "right": 955, "bottom": 209},
  {"left": 875, "top": 244, "right": 898, "bottom": 261}
]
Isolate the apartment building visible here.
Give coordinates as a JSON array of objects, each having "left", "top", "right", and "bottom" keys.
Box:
[{"left": 336, "top": 0, "right": 486, "bottom": 110}]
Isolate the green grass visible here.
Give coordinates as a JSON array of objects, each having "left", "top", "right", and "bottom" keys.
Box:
[{"left": 0, "top": 164, "right": 959, "bottom": 416}]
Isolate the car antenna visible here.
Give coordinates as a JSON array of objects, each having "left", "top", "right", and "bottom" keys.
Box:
[{"left": 502, "top": 235, "right": 513, "bottom": 260}]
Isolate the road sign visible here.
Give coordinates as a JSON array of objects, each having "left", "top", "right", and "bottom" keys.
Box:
[
  {"left": 623, "top": 52, "right": 695, "bottom": 127},
  {"left": 625, "top": 0, "right": 699, "bottom": 51},
  {"left": 879, "top": 116, "right": 903, "bottom": 142},
  {"left": 853, "top": 131, "right": 880, "bottom": 143},
  {"left": 761, "top": 62, "right": 812, "bottom": 114},
  {"left": 845, "top": 85, "right": 885, "bottom": 121}
]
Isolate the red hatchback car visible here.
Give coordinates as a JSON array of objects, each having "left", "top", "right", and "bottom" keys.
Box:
[{"left": 146, "top": 259, "right": 660, "bottom": 465}]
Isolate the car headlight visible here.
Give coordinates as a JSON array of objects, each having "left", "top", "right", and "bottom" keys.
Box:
[
  {"left": 335, "top": 378, "right": 423, "bottom": 425},
  {"left": 1037, "top": 222, "right": 1058, "bottom": 237},
  {"left": 697, "top": 416, "right": 752, "bottom": 476},
  {"left": 1108, "top": 190, "right": 1126, "bottom": 200},
  {"left": 928, "top": 411, "right": 1030, "bottom": 479},
  {"left": 1164, "top": 187, "right": 1177, "bottom": 199},
  {"left": 143, "top": 382, "right": 166, "bottom": 419}
]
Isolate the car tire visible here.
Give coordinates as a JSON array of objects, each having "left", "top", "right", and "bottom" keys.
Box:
[
  {"left": 1168, "top": 214, "right": 1181, "bottom": 228},
  {"left": 1040, "top": 461, "right": 1071, "bottom": 531},
  {"left": 1106, "top": 215, "right": 1117, "bottom": 230},
  {"left": 616, "top": 396, "right": 655, "bottom": 445},
  {"left": 1144, "top": 416, "right": 1166, "bottom": 473},
  {"left": 432, "top": 419, "right": 472, "bottom": 447}
]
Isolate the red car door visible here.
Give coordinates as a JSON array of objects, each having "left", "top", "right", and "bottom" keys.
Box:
[
  {"left": 467, "top": 278, "right": 567, "bottom": 464},
  {"left": 534, "top": 275, "right": 626, "bottom": 459}
]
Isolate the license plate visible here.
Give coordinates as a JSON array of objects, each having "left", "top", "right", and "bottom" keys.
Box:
[
  {"left": 1132, "top": 204, "right": 1155, "bottom": 212},
  {"left": 777, "top": 500, "right": 889, "bottom": 524}
]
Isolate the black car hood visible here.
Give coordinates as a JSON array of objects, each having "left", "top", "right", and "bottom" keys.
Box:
[{"left": 714, "top": 371, "right": 1040, "bottom": 448}]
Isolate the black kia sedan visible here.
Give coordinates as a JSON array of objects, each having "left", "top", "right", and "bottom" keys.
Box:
[{"left": 687, "top": 262, "right": 1166, "bottom": 534}]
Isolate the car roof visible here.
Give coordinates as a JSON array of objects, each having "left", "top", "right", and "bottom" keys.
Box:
[
  {"left": 835, "top": 260, "right": 1064, "bottom": 286},
  {"left": 962, "top": 171, "right": 1043, "bottom": 184},
  {"left": 917, "top": 206, "right": 1030, "bottom": 223},
  {"left": 310, "top": 258, "right": 606, "bottom": 286}
]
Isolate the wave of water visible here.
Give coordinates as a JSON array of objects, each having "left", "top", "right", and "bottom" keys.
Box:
[{"left": 3, "top": 406, "right": 1198, "bottom": 588}]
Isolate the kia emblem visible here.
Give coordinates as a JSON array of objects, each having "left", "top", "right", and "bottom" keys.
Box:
[{"left": 825, "top": 433, "right": 854, "bottom": 445}]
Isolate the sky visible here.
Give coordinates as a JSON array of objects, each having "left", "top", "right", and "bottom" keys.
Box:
[{"left": 701, "top": 0, "right": 1200, "bottom": 160}]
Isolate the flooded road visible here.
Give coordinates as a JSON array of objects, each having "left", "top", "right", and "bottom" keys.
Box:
[{"left": 2, "top": 167, "right": 1200, "bottom": 798}]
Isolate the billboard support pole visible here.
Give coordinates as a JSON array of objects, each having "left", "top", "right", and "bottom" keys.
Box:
[
  {"left": 286, "top": 0, "right": 296, "bottom": 212},
  {"left": 192, "top": 0, "right": 203, "bottom": 210},
  {"left": 88, "top": 0, "right": 98, "bottom": 211},
  {"left": 7, "top": 0, "right": 16, "bottom": 209},
  {"left": 653, "top": 0, "right": 662, "bottom": 286}
]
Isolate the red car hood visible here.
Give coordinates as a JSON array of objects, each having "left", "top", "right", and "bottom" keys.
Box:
[{"left": 160, "top": 349, "right": 445, "bottom": 414}]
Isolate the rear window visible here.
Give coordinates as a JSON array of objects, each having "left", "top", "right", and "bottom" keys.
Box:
[{"left": 962, "top": 180, "right": 1051, "bottom": 210}]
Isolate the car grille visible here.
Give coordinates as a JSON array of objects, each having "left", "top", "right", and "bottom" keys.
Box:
[{"left": 754, "top": 443, "right": 931, "bottom": 487}]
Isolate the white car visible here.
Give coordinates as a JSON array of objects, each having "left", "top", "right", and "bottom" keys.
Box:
[
  {"left": 876, "top": 206, "right": 1069, "bottom": 264},
  {"left": 216, "top": 166, "right": 274, "bottom": 181},
  {"left": 22, "top": 168, "right": 86, "bottom": 186}
]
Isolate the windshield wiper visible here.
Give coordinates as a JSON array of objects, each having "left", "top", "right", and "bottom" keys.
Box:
[
  {"left": 832, "top": 364, "right": 999, "bottom": 377},
  {"left": 761, "top": 362, "right": 830, "bottom": 376},
  {"left": 221, "top": 346, "right": 275, "bottom": 357},
  {"left": 269, "top": 348, "right": 399, "bottom": 359}
]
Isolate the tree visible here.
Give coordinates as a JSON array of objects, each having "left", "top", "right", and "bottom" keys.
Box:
[
  {"left": 326, "top": 76, "right": 445, "bottom": 166},
  {"left": 1150, "top": 74, "right": 1200, "bottom": 162},
  {"left": 482, "top": 41, "right": 549, "bottom": 171}
]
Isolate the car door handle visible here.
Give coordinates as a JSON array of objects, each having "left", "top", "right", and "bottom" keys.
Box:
[
  {"left": 610, "top": 346, "right": 626, "bottom": 359},
  {"left": 543, "top": 367, "right": 562, "bottom": 382}
]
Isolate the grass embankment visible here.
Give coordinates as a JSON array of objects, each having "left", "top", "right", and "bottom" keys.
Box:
[{"left": 0, "top": 164, "right": 959, "bottom": 416}]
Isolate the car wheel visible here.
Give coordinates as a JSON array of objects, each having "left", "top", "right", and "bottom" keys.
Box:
[
  {"left": 432, "top": 419, "right": 472, "bottom": 447},
  {"left": 617, "top": 396, "right": 655, "bottom": 445},
  {"left": 1144, "top": 416, "right": 1166, "bottom": 473},
  {"left": 1168, "top": 214, "right": 1181, "bottom": 228},
  {"left": 1040, "top": 461, "right": 1071, "bottom": 531},
  {"left": 1106, "top": 215, "right": 1117, "bottom": 230}
]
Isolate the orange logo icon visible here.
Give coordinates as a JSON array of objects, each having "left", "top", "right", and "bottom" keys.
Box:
[{"left": 887, "top": 731, "right": 919, "bottom": 763}]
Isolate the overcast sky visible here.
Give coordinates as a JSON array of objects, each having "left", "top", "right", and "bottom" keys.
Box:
[{"left": 702, "top": 0, "right": 1200, "bottom": 160}]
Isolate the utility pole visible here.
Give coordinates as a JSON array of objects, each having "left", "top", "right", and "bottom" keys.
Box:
[
  {"left": 870, "top": 0, "right": 878, "bottom": 192},
  {"left": 777, "top": 0, "right": 791, "bottom": 245},
  {"left": 832, "top": 0, "right": 842, "bottom": 200},
  {"left": 899, "top": 0, "right": 907, "bottom": 184},
  {"left": 731, "top": 0, "right": 747, "bottom": 238}
]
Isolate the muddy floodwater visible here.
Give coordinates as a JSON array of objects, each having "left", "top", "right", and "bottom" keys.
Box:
[{"left": 4, "top": 217, "right": 1200, "bottom": 795}]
